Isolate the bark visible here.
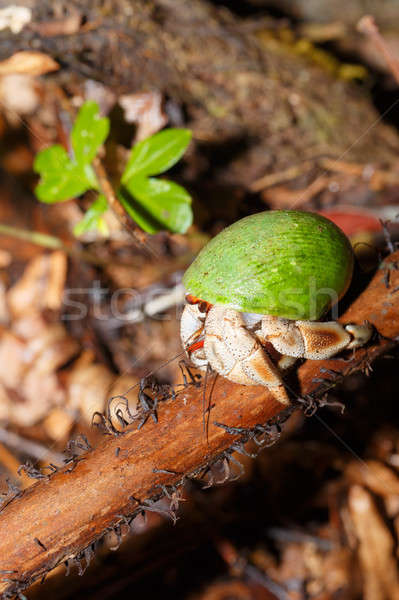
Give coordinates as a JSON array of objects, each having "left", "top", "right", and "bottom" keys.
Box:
[
  {"left": 2, "top": 0, "right": 399, "bottom": 193},
  {"left": 0, "top": 251, "right": 398, "bottom": 598}
]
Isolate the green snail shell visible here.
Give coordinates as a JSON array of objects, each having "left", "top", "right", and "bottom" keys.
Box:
[{"left": 182, "top": 210, "right": 354, "bottom": 320}]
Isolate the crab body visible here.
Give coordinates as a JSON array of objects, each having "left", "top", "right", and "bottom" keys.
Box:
[{"left": 180, "top": 210, "right": 372, "bottom": 404}]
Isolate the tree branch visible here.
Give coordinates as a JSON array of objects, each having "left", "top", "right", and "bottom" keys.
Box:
[{"left": 0, "top": 252, "right": 398, "bottom": 597}]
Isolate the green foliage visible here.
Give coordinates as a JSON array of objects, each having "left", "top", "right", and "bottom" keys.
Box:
[
  {"left": 71, "top": 101, "right": 110, "bottom": 165},
  {"left": 73, "top": 194, "right": 109, "bottom": 237},
  {"left": 122, "top": 129, "right": 192, "bottom": 182},
  {"left": 34, "top": 100, "right": 192, "bottom": 235},
  {"left": 120, "top": 129, "right": 192, "bottom": 234},
  {"left": 34, "top": 145, "right": 97, "bottom": 203},
  {"left": 120, "top": 177, "right": 192, "bottom": 234}
]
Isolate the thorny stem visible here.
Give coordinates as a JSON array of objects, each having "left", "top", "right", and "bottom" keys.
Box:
[{"left": 0, "top": 252, "right": 399, "bottom": 598}]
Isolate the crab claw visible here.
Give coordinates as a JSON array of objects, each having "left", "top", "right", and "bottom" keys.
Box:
[
  {"left": 345, "top": 322, "right": 373, "bottom": 349},
  {"left": 262, "top": 317, "right": 352, "bottom": 360},
  {"left": 295, "top": 321, "right": 351, "bottom": 360}
]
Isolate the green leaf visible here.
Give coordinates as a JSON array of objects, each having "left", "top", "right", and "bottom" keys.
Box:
[
  {"left": 71, "top": 101, "right": 110, "bottom": 165},
  {"left": 34, "top": 145, "right": 94, "bottom": 203},
  {"left": 34, "top": 142, "right": 100, "bottom": 204},
  {"left": 74, "top": 194, "right": 109, "bottom": 237},
  {"left": 119, "top": 176, "right": 192, "bottom": 234},
  {"left": 121, "top": 128, "right": 192, "bottom": 183},
  {"left": 34, "top": 145, "right": 69, "bottom": 173}
]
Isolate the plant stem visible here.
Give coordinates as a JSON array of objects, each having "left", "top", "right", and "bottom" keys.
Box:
[
  {"left": 0, "top": 224, "right": 106, "bottom": 267},
  {"left": 92, "top": 157, "right": 147, "bottom": 245},
  {"left": 0, "top": 224, "right": 63, "bottom": 250}
]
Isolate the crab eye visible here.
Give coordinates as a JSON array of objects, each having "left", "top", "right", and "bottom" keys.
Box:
[
  {"left": 185, "top": 294, "right": 199, "bottom": 305},
  {"left": 198, "top": 301, "right": 209, "bottom": 313}
]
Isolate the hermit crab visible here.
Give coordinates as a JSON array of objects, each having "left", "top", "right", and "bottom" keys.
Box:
[{"left": 180, "top": 210, "right": 372, "bottom": 405}]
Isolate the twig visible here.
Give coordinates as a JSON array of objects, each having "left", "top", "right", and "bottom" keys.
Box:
[
  {"left": 0, "top": 251, "right": 399, "bottom": 597},
  {"left": 358, "top": 16, "right": 399, "bottom": 85},
  {"left": 0, "top": 428, "right": 64, "bottom": 467},
  {"left": 106, "top": 282, "right": 186, "bottom": 327},
  {"left": 0, "top": 224, "right": 107, "bottom": 267},
  {"left": 250, "top": 161, "right": 313, "bottom": 192}
]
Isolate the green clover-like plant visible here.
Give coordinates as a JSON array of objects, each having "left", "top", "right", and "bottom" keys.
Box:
[{"left": 34, "top": 101, "right": 193, "bottom": 235}]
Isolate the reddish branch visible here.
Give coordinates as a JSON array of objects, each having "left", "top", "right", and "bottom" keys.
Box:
[{"left": 0, "top": 252, "right": 399, "bottom": 597}]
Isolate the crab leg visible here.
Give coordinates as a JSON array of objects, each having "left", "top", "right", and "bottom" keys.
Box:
[{"left": 204, "top": 306, "right": 290, "bottom": 404}]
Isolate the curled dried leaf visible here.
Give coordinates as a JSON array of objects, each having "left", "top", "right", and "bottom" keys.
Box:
[{"left": 0, "top": 51, "right": 59, "bottom": 77}]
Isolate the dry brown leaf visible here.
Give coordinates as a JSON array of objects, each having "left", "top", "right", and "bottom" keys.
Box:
[
  {"left": 0, "top": 51, "right": 59, "bottom": 77},
  {"left": 42, "top": 407, "right": 74, "bottom": 441},
  {"left": 15, "top": 369, "right": 65, "bottom": 427},
  {"left": 84, "top": 80, "right": 116, "bottom": 116},
  {"left": 191, "top": 579, "right": 273, "bottom": 600},
  {"left": 0, "top": 330, "right": 26, "bottom": 388},
  {"left": 7, "top": 252, "right": 67, "bottom": 318},
  {"left": 0, "top": 282, "right": 9, "bottom": 325},
  {"left": 348, "top": 485, "right": 399, "bottom": 600},
  {"left": 119, "top": 91, "right": 168, "bottom": 142},
  {"left": 0, "top": 6, "right": 31, "bottom": 34},
  {"left": 30, "top": 9, "right": 81, "bottom": 37},
  {"left": 67, "top": 361, "right": 114, "bottom": 424},
  {"left": 0, "top": 310, "right": 78, "bottom": 427},
  {"left": 0, "top": 250, "right": 11, "bottom": 269},
  {"left": 346, "top": 460, "right": 399, "bottom": 498},
  {"left": 0, "top": 384, "right": 10, "bottom": 421},
  {"left": 0, "top": 74, "right": 39, "bottom": 115}
]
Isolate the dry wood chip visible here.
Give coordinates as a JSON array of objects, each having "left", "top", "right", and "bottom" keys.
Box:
[{"left": 348, "top": 485, "right": 399, "bottom": 600}]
